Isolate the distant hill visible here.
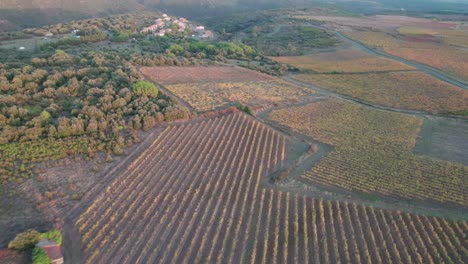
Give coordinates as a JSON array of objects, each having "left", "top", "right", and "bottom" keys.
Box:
[{"left": 1, "top": 0, "right": 467, "bottom": 31}]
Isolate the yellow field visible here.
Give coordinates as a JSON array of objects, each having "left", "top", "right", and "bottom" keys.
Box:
[
  {"left": 165, "top": 80, "right": 313, "bottom": 111},
  {"left": 272, "top": 49, "right": 414, "bottom": 73},
  {"left": 347, "top": 31, "right": 468, "bottom": 80},
  {"left": 294, "top": 71, "right": 468, "bottom": 113},
  {"left": 141, "top": 66, "right": 314, "bottom": 112},
  {"left": 268, "top": 99, "right": 468, "bottom": 206}
]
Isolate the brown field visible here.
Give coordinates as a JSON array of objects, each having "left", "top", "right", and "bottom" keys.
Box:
[
  {"left": 294, "top": 71, "right": 468, "bottom": 113},
  {"left": 268, "top": 99, "right": 468, "bottom": 206},
  {"left": 141, "top": 66, "right": 314, "bottom": 111},
  {"left": 295, "top": 14, "right": 458, "bottom": 31},
  {"left": 347, "top": 31, "right": 468, "bottom": 80},
  {"left": 140, "top": 66, "right": 276, "bottom": 84},
  {"left": 73, "top": 112, "right": 467, "bottom": 263},
  {"left": 397, "top": 26, "right": 468, "bottom": 48},
  {"left": 272, "top": 49, "right": 415, "bottom": 73}
]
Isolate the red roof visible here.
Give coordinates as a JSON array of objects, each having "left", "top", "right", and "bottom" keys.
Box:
[{"left": 41, "top": 245, "right": 63, "bottom": 261}]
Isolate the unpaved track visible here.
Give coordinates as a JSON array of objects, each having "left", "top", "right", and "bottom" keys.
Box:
[
  {"left": 283, "top": 74, "right": 467, "bottom": 120},
  {"left": 308, "top": 23, "right": 468, "bottom": 89}
]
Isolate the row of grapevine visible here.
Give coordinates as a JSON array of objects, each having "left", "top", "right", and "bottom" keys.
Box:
[
  {"left": 75, "top": 112, "right": 467, "bottom": 263},
  {"left": 268, "top": 99, "right": 468, "bottom": 206}
]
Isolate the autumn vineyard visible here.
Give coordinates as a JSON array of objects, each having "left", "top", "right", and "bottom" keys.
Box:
[
  {"left": 67, "top": 113, "right": 468, "bottom": 263},
  {"left": 1, "top": 5, "right": 467, "bottom": 264}
]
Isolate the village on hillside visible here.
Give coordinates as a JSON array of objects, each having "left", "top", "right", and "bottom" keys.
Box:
[{"left": 141, "top": 13, "right": 214, "bottom": 39}]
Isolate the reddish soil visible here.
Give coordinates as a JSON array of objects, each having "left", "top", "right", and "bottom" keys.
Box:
[
  {"left": 401, "top": 34, "right": 441, "bottom": 43},
  {"left": 0, "top": 249, "right": 28, "bottom": 264}
]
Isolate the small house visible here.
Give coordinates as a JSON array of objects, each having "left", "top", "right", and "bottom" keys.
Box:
[
  {"left": 201, "top": 31, "right": 214, "bottom": 39},
  {"left": 18, "top": 46, "right": 25, "bottom": 50},
  {"left": 36, "top": 239, "right": 64, "bottom": 264}
]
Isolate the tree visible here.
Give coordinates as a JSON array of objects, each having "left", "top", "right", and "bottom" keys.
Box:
[
  {"left": 32, "top": 247, "right": 50, "bottom": 264},
  {"left": 39, "top": 111, "right": 51, "bottom": 123},
  {"left": 8, "top": 230, "right": 40, "bottom": 250},
  {"left": 132, "top": 81, "right": 158, "bottom": 97}
]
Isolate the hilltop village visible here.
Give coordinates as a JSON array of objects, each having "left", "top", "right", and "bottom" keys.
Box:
[{"left": 141, "top": 13, "right": 214, "bottom": 39}]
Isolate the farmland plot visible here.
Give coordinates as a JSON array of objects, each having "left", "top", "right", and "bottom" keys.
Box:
[
  {"left": 140, "top": 66, "right": 277, "bottom": 84},
  {"left": 268, "top": 99, "right": 468, "bottom": 206},
  {"left": 347, "top": 31, "right": 468, "bottom": 81},
  {"left": 294, "top": 71, "right": 468, "bottom": 113},
  {"left": 141, "top": 66, "right": 314, "bottom": 111},
  {"left": 74, "top": 112, "right": 467, "bottom": 263},
  {"left": 272, "top": 49, "right": 414, "bottom": 73}
]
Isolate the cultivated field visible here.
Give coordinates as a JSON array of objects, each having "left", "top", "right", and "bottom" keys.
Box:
[
  {"left": 397, "top": 26, "right": 468, "bottom": 48},
  {"left": 73, "top": 112, "right": 467, "bottom": 263},
  {"left": 295, "top": 14, "right": 458, "bottom": 31},
  {"left": 294, "top": 71, "right": 468, "bottom": 113},
  {"left": 141, "top": 66, "right": 313, "bottom": 111},
  {"left": 268, "top": 99, "right": 468, "bottom": 206},
  {"left": 141, "top": 66, "right": 276, "bottom": 84},
  {"left": 272, "top": 49, "right": 414, "bottom": 73},
  {"left": 347, "top": 31, "right": 468, "bottom": 80}
]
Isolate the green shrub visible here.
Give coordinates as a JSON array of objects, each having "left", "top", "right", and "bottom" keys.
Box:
[
  {"left": 40, "top": 229, "right": 62, "bottom": 245},
  {"left": 132, "top": 81, "right": 159, "bottom": 97},
  {"left": 111, "top": 32, "right": 130, "bottom": 42},
  {"left": 236, "top": 102, "right": 254, "bottom": 116},
  {"left": 32, "top": 247, "right": 51, "bottom": 264},
  {"left": 8, "top": 229, "right": 40, "bottom": 250}
]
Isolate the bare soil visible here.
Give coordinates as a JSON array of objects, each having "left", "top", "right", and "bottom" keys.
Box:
[{"left": 414, "top": 116, "right": 468, "bottom": 166}]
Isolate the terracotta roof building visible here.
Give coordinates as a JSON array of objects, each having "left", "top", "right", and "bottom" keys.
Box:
[{"left": 36, "top": 239, "right": 64, "bottom": 264}]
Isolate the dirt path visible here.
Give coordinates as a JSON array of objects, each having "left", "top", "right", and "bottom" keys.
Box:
[
  {"left": 283, "top": 74, "right": 467, "bottom": 120},
  {"left": 306, "top": 23, "right": 468, "bottom": 89},
  {"left": 255, "top": 97, "right": 468, "bottom": 220}
]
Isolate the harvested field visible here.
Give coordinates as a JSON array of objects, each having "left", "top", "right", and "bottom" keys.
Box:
[
  {"left": 294, "top": 71, "right": 468, "bottom": 113},
  {"left": 140, "top": 66, "right": 275, "bottom": 84},
  {"left": 268, "top": 99, "right": 468, "bottom": 206},
  {"left": 272, "top": 49, "right": 414, "bottom": 73},
  {"left": 347, "top": 31, "right": 468, "bottom": 80},
  {"left": 73, "top": 112, "right": 467, "bottom": 263},
  {"left": 141, "top": 66, "right": 313, "bottom": 111}
]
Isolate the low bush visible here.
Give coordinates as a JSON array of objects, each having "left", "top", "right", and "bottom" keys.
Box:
[{"left": 8, "top": 230, "right": 40, "bottom": 250}]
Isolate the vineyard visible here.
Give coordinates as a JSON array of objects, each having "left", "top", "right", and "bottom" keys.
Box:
[
  {"left": 346, "top": 30, "right": 468, "bottom": 80},
  {"left": 272, "top": 49, "right": 414, "bottom": 73},
  {"left": 73, "top": 112, "right": 467, "bottom": 263},
  {"left": 397, "top": 26, "right": 468, "bottom": 49},
  {"left": 268, "top": 99, "right": 468, "bottom": 206},
  {"left": 141, "top": 66, "right": 313, "bottom": 111},
  {"left": 294, "top": 71, "right": 468, "bottom": 113},
  {"left": 140, "top": 66, "right": 276, "bottom": 84}
]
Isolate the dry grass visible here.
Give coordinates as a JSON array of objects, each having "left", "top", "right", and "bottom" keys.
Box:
[
  {"left": 165, "top": 80, "right": 313, "bottom": 111},
  {"left": 294, "top": 71, "right": 468, "bottom": 113},
  {"left": 141, "top": 66, "right": 314, "bottom": 111},
  {"left": 268, "top": 99, "right": 468, "bottom": 206},
  {"left": 272, "top": 49, "right": 414, "bottom": 73}
]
